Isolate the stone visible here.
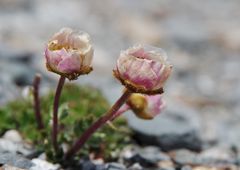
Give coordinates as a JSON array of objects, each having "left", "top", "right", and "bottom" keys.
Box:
[
  {"left": 30, "top": 159, "right": 59, "bottom": 170},
  {"left": 0, "top": 131, "right": 33, "bottom": 156},
  {"left": 0, "top": 152, "right": 33, "bottom": 169},
  {"left": 128, "top": 163, "right": 143, "bottom": 170},
  {"left": 158, "top": 160, "right": 175, "bottom": 170},
  {"left": 181, "top": 166, "right": 192, "bottom": 170},
  {"left": 125, "top": 154, "right": 156, "bottom": 168},
  {"left": 1, "top": 165, "right": 27, "bottom": 170},
  {"left": 138, "top": 146, "right": 170, "bottom": 163},
  {"left": 127, "top": 102, "right": 202, "bottom": 152},
  {"left": 3, "top": 130, "right": 22, "bottom": 143},
  {"left": 67, "top": 159, "right": 105, "bottom": 170},
  {"left": 170, "top": 148, "right": 237, "bottom": 169},
  {"left": 13, "top": 70, "right": 35, "bottom": 87},
  {"left": 105, "top": 162, "right": 126, "bottom": 170},
  {"left": 0, "top": 138, "right": 32, "bottom": 156},
  {"left": 170, "top": 149, "right": 199, "bottom": 165}
]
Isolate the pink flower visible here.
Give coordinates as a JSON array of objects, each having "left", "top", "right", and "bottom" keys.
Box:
[
  {"left": 127, "top": 93, "right": 165, "bottom": 120},
  {"left": 114, "top": 44, "right": 172, "bottom": 94},
  {"left": 45, "top": 28, "right": 93, "bottom": 80}
]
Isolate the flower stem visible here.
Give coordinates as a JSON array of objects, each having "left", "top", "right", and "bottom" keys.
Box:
[
  {"left": 110, "top": 104, "right": 130, "bottom": 122},
  {"left": 52, "top": 76, "right": 65, "bottom": 153},
  {"left": 64, "top": 89, "right": 132, "bottom": 160},
  {"left": 33, "top": 74, "right": 44, "bottom": 130}
]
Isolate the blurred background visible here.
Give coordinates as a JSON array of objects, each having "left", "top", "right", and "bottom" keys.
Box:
[{"left": 1, "top": 0, "right": 240, "bottom": 160}]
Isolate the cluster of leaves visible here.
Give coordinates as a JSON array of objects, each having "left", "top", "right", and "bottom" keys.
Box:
[{"left": 0, "top": 84, "right": 131, "bottom": 162}]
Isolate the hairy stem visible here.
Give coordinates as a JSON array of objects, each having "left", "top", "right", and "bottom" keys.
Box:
[
  {"left": 64, "top": 89, "right": 132, "bottom": 160},
  {"left": 52, "top": 76, "right": 65, "bottom": 153},
  {"left": 33, "top": 74, "right": 44, "bottom": 130},
  {"left": 110, "top": 104, "right": 130, "bottom": 122}
]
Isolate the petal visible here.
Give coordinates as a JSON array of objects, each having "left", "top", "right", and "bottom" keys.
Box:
[
  {"left": 155, "top": 64, "right": 172, "bottom": 89},
  {"left": 69, "top": 31, "right": 91, "bottom": 50},
  {"left": 145, "top": 94, "right": 165, "bottom": 117},
  {"left": 57, "top": 51, "right": 81, "bottom": 73},
  {"left": 51, "top": 28, "right": 73, "bottom": 46},
  {"left": 45, "top": 48, "right": 63, "bottom": 70},
  {"left": 81, "top": 45, "right": 94, "bottom": 67}
]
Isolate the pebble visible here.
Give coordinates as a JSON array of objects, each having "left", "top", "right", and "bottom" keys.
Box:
[
  {"left": 0, "top": 164, "right": 27, "bottom": 170},
  {"left": 126, "top": 154, "right": 156, "bottom": 168},
  {"left": 105, "top": 162, "right": 126, "bottom": 170},
  {"left": 3, "top": 130, "right": 22, "bottom": 143},
  {"left": 0, "top": 152, "right": 33, "bottom": 169},
  {"left": 30, "top": 159, "right": 59, "bottom": 170},
  {"left": 0, "top": 130, "right": 32, "bottom": 156},
  {"left": 128, "top": 103, "right": 202, "bottom": 152}
]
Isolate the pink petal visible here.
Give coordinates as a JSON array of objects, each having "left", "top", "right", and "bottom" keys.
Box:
[
  {"left": 146, "top": 94, "right": 165, "bottom": 117},
  {"left": 45, "top": 48, "right": 63, "bottom": 70},
  {"left": 57, "top": 52, "right": 81, "bottom": 73}
]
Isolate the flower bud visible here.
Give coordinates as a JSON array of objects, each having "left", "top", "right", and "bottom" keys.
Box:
[
  {"left": 127, "top": 93, "right": 165, "bottom": 120},
  {"left": 114, "top": 44, "right": 172, "bottom": 94},
  {"left": 45, "top": 28, "right": 93, "bottom": 80}
]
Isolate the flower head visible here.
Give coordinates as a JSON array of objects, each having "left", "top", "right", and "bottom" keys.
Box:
[
  {"left": 45, "top": 28, "right": 93, "bottom": 80},
  {"left": 114, "top": 44, "right": 172, "bottom": 94},
  {"left": 127, "top": 93, "right": 165, "bottom": 120}
]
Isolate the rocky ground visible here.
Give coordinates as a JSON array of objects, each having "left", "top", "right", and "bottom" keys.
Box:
[{"left": 0, "top": 0, "right": 240, "bottom": 169}]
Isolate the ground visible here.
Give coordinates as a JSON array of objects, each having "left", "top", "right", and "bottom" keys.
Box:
[{"left": 0, "top": 0, "right": 240, "bottom": 169}]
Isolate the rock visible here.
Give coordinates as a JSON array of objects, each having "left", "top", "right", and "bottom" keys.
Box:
[
  {"left": 80, "top": 160, "right": 97, "bottom": 170},
  {"left": 0, "top": 0, "right": 32, "bottom": 11},
  {"left": 170, "top": 149, "right": 199, "bottom": 166},
  {"left": 158, "top": 160, "right": 175, "bottom": 170},
  {"left": 1, "top": 164, "right": 27, "bottom": 170},
  {"left": 67, "top": 159, "right": 105, "bottom": 170},
  {"left": 13, "top": 69, "right": 35, "bottom": 87},
  {"left": 128, "top": 163, "right": 143, "bottom": 170},
  {"left": 138, "top": 146, "right": 170, "bottom": 163},
  {"left": 0, "top": 130, "right": 33, "bottom": 156},
  {"left": 181, "top": 165, "right": 192, "bottom": 170},
  {"left": 0, "top": 46, "right": 33, "bottom": 64},
  {"left": 127, "top": 103, "right": 202, "bottom": 152},
  {"left": 198, "top": 147, "right": 236, "bottom": 164},
  {"left": 3, "top": 130, "right": 22, "bottom": 143},
  {"left": 0, "top": 152, "right": 33, "bottom": 169},
  {"left": 30, "top": 159, "right": 59, "bottom": 170},
  {"left": 125, "top": 154, "right": 156, "bottom": 168},
  {"left": 121, "top": 146, "right": 170, "bottom": 163},
  {"left": 0, "top": 138, "right": 32, "bottom": 156},
  {"left": 170, "top": 148, "right": 237, "bottom": 169},
  {"left": 105, "top": 162, "right": 126, "bottom": 170}
]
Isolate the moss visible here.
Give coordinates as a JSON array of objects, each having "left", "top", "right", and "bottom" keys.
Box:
[{"left": 0, "top": 84, "right": 131, "bottom": 162}]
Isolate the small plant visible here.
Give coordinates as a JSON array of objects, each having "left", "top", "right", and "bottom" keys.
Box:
[
  {"left": 1, "top": 27, "right": 172, "bottom": 165},
  {"left": 0, "top": 84, "right": 131, "bottom": 162}
]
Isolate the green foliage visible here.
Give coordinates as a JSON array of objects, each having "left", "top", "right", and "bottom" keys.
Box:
[{"left": 0, "top": 84, "right": 131, "bottom": 162}]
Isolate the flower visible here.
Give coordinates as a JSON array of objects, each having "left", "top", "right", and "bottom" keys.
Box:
[
  {"left": 114, "top": 44, "right": 172, "bottom": 94},
  {"left": 127, "top": 93, "right": 165, "bottom": 120},
  {"left": 45, "top": 28, "right": 93, "bottom": 80}
]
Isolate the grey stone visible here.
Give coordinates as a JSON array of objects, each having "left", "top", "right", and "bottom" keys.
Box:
[
  {"left": 172, "top": 148, "right": 237, "bottom": 168},
  {"left": 30, "top": 159, "right": 59, "bottom": 170},
  {"left": 0, "top": 138, "right": 32, "bottom": 156},
  {"left": 125, "top": 154, "right": 157, "bottom": 168},
  {"left": 138, "top": 146, "right": 170, "bottom": 163},
  {"left": 0, "top": 152, "right": 33, "bottom": 169},
  {"left": 181, "top": 165, "right": 192, "bottom": 170},
  {"left": 127, "top": 103, "right": 202, "bottom": 152},
  {"left": 105, "top": 162, "right": 126, "bottom": 170},
  {"left": 1, "top": 164, "right": 27, "bottom": 170},
  {"left": 3, "top": 130, "right": 22, "bottom": 143},
  {"left": 171, "top": 149, "right": 199, "bottom": 165},
  {"left": 0, "top": 130, "right": 33, "bottom": 156}
]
